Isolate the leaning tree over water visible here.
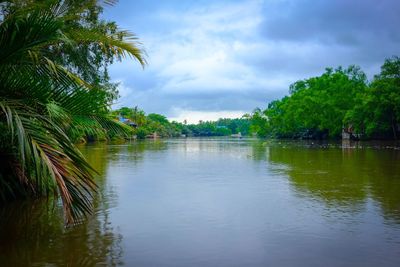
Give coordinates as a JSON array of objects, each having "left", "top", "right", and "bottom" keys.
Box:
[{"left": 0, "top": 0, "right": 145, "bottom": 224}]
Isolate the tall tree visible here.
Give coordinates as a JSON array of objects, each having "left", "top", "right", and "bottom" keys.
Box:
[
  {"left": 346, "top": 56, "right": 400, "bottom": 139},
  {"left": 251, "top": 66, "right": 367, "bottom": 139}
]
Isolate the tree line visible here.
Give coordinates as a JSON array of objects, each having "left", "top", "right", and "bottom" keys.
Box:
[
  {"left": 112, "top": 57, "right": 400, "bottom": 141},
  {"left": 249, "top": 57, "right": 400, "bottom": 140},
  {"left": 110, "top": 107, "right": 251, "bottom": 138}
]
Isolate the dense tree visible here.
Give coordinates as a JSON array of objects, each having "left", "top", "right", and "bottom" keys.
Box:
[
  {"left": 248, "top": 108, "right": 269, "bottom": 137},
  {"left": 345, "top": 57, "right": 400, "bottom": 139},
  {"left": 216, "top": 118, "right": 251, "bottom": 135},
  {"left": 251, "top": 58, "right": 400, "bottom": 140},
  {"left": 112, "top": 107, "right": 251, "bottom": 138},
  {"left": 187, "top": 118, "right": 251, "bottom": 137},
  {"left": 250, "top": 66, "right": 368, "bottom": 139}
]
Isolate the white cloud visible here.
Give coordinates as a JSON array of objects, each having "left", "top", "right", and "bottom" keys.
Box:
[
  {"left": 109, "top": 0, "right": 277, "bottom": 116},
  {"left": 106, "top": 0, "right": 400, "bottom": 117},
  {"left": 141, "top": 1, "right": 273, "bottom": 95}
]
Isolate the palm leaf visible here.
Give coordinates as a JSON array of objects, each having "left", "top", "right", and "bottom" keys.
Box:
[
  {"left": 0, "top": 0, "right": 145, "bottom": 224},
  {"left": 65, "top": 27, "right": 147, "bottom": 67},
  {"left": 0, "top": 100, "right": 97, "bottom": 224}
]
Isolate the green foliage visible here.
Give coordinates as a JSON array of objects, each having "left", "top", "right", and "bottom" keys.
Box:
[
  {"left": 112, "top": 107, "right": 251, "bottom": 138},
  {"left": 249, "top": 108, "right": 269, "bottom": 137},
  {"left": 0, "top": 0, "right": 145, "bottom": 223},
  {"left": 187, "top": 118, "right": 250, "bottom": 137},
  {"left": 216, "top": 118, "right": 251, "bottom": 135},
  {"left": 251, "top": 58, "right": 400, "bottom": 140},
  {"left": 147, "top": 113, "right": 169, "bottom": 124},
  {"left": 250, "top": 66, "right": 368, "bottom": 139},
  {"left": 345, "top": 56, "right": 400, "bottom": 139}
]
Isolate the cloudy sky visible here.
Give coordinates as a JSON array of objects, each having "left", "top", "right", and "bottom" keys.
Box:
[{"left": 104, "top": 0, "right": 400, "bottom": 123}]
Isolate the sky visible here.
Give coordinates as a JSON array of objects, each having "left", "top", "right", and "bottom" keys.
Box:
[{"left": 104, "top": 0, "right": 400, "bottom": 123}]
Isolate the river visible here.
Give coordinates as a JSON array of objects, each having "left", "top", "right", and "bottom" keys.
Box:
[{"left": 1, "top": 138, "right": 400, "bottom": 266}]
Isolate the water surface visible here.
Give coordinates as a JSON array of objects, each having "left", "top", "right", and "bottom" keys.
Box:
[{"left": 1, "top": 138, "right": 400, "bottom": 266}]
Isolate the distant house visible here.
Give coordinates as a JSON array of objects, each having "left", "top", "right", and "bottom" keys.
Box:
[{"left": 118, "top": 115, "right": 138, "bottom": 128}]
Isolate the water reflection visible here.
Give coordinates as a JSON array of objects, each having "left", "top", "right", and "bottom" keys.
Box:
[
  {"left": 0, "top": 142, "right": 123, "bottom": 266},
  {"left": 0, "top": 200, "right": 124, "bottom": 266},
  {"left": 260, "top": 142, "right": 400, "bottom": 223},
  {"left": 0, "top": 139, "right": 399, "bottom": 267}
]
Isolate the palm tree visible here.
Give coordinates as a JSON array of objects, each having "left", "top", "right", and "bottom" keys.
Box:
[{"left": 0, "top": 0, "right": 145, "bottom": 224}]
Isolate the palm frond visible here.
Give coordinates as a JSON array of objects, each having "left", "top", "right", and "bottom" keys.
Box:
[
  {"left": 0, "top": 0, "right": 146, "bottom": 224},
  {"left": 66, "top": 28, "right": 147, "bottom": 67},
  {"left": 0, "top": 8, "right": 64, "bottom": 64},
  {"left": 0, "top": 100, "right": 97, "bottom": 224}
]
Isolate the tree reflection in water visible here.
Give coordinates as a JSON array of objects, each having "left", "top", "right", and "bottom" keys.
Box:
[
  {"left": 251, "top": 140, "right": 400, "bottom": 224},
  {"left": 1, "top": 139, "right": 400, "bottom": 266},
  {"left": 0, "top": 140, "right": 169, "bottom": 266},
  {"left": 0, "top": 142, "right": 121, "bottom": 266}
]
